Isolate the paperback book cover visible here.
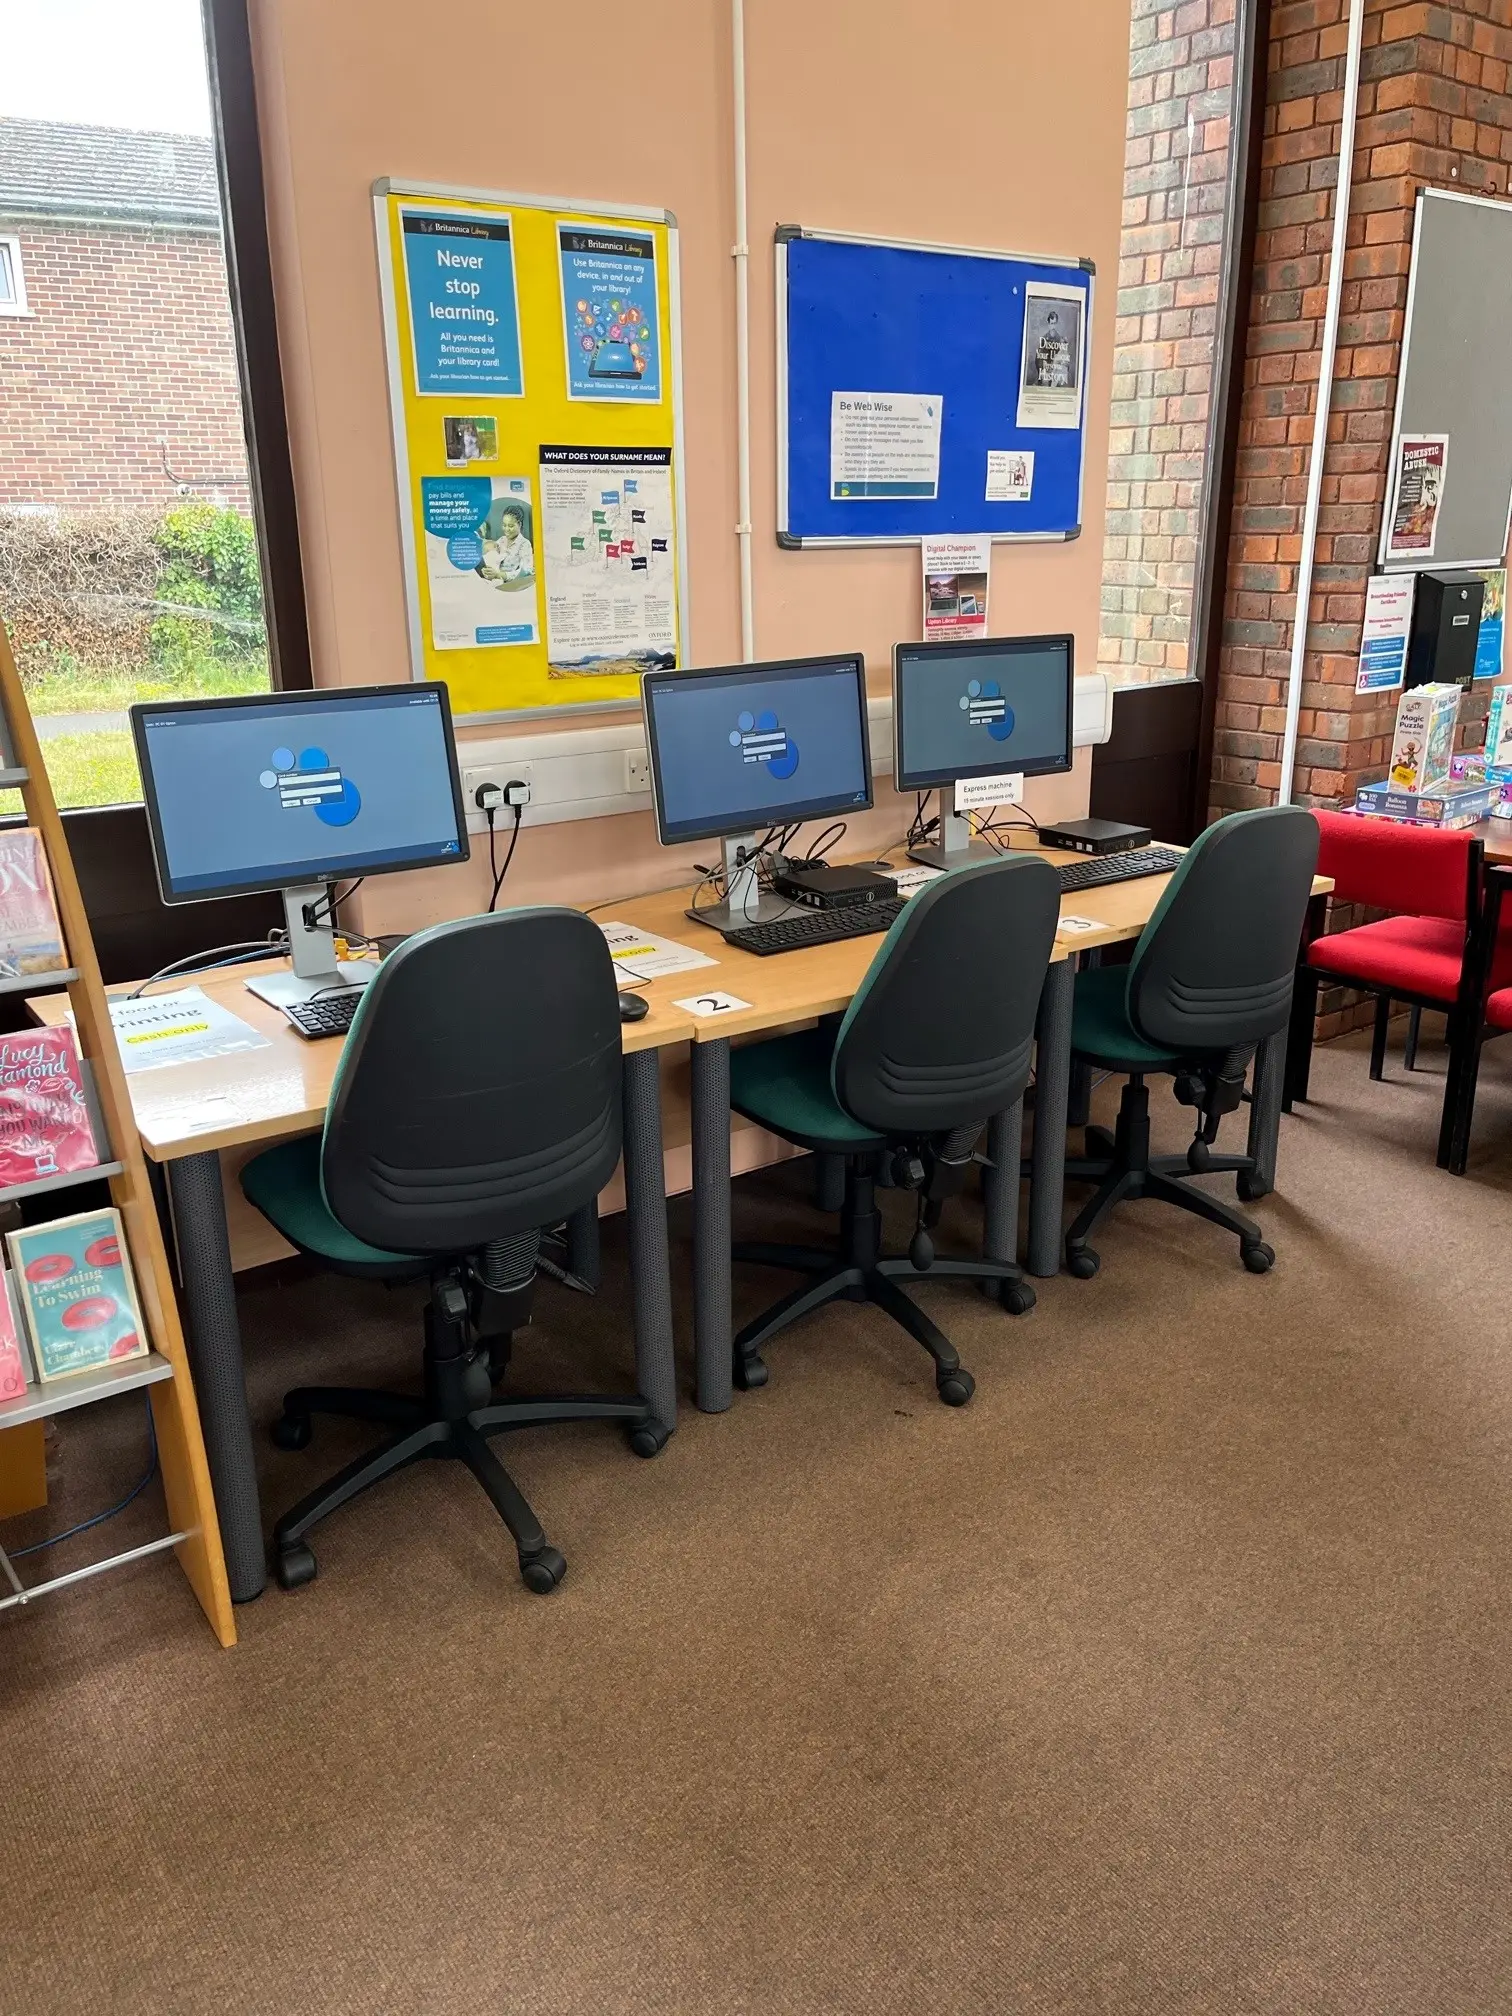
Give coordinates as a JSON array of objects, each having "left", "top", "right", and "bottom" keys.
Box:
[
  {"left": 7, "top": 1210, "right": 147, "bottom": 1384},
  {"left": 0, "top": 1271, "right": 30, "bottom": 1401},
  {"left": 0, "top": 828, "right": 69, "bottom": 980},
  {"left": 0, "top": 1027, "right": 99, "bottom": 1190}
]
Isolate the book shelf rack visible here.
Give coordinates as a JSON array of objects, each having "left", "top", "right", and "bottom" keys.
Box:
[{"left": 0, "top": 615, "right": 234, "bottom": 1645}]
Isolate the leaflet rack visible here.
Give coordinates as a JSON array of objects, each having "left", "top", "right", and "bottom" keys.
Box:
[{"left": 0, "top": 612, "right": 234, "bottom": 1645}]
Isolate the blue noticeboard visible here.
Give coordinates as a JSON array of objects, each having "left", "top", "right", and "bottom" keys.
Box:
[{"left": 777, "top": 229, "right": 1094, "bottom": 546}]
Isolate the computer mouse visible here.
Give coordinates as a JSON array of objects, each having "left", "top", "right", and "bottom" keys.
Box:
[{"left": 618, "top": 990, "right": 650, "bottom": 1023}]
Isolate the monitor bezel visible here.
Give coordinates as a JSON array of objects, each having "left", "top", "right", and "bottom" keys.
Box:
[
  {"left": 892, "top": 633, "right": 1076, "bottom": 792},
  {"left": 642, "top": 653, "right": 875, "bottom": 847},
  {"left": 130, "top": 680, "right": 471, "bottom": 906}
]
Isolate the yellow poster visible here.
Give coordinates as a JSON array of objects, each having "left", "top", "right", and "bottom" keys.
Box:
[{"left": 374, "top": 181, "right": 687, "bottom": 719}]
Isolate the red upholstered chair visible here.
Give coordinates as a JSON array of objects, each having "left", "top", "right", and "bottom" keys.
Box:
[
  {"left": 1286, "top": 811, "right": 1491, "bottom": 1169},
  {"left": 1439, "top": 863, "right": 1512, "bottom": 1172}
]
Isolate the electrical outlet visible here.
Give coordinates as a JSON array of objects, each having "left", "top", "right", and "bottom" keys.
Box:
[
  {"left": 462, "top": 761, "right": 533, "bottom": 831},
  {"left": 624, "top": 749, "right": 652, "bottom": 794}
]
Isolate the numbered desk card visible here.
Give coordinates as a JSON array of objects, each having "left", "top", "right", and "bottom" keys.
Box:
[
  {"left": 673, "top": 991, "right": 752, "bottom": 1018},
  {"left": 1057, "top": 916, "right": 1104, "bottom": 936}
]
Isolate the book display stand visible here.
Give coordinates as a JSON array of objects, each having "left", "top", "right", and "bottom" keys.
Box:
[{"left": 0, "top": 614, "right": 234, "bottom": 1646}]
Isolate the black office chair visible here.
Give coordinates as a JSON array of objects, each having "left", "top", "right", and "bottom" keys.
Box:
[
  {"left": 238, "top": 910, "right": 667, "bottom": 1597},
  {"left": 1063, "top": 805, "right": 1319, "bottom": 1278},
  {"left": 726, "top": 855, "right": 1061, "bottom": 1403}
]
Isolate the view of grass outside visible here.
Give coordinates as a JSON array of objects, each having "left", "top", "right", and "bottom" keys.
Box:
[{"left": 0, "top": 500, "right": 270, "bottom": 812}]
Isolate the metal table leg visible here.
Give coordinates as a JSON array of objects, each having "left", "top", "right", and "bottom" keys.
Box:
[
  {"left": 565, "top": 1199, "right": 602, "bottom": 1290},
  {"left": 166, "top": 1151, "right": 266, "bottom": 1603},
  {"left": 983, "top": 1099, "right": 1024, "bottom": 1268},
  {"left": 1027, "top": 959, "right": 1076, "bottom": 1278},
  {"left": 620, "top": 1050, "right": 678, "bottom": 1434},
  {"left": 689, "top": 1038, "right": 733, "bottom": 1413},
  {"left": 1244, "top": 1027, "right": 1287, "bottom": 1200}
]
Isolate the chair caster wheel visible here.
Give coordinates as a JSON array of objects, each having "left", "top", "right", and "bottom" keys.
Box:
[
  {"left": 1237, "top": 1174, "right": 1264, "bottom": 1202},
  {"left": 1066, "top": 1245, "right": 1100, "bottom": 1279},
  {"left": 520, "top": 1546, "right": 566, "bottom": 1595},
  {"left": 936, "top": 1368, "right": 975, "bottom": 1407},
  {"left": 1001, "top": 1280, "right": 1037, "bottom": 1316},
  {"left": 271, "top": 1413, "right": 311, "bottom": 1451},
  {"left": 1241, "top": 1239, "right": 1275, "bottom": 1274},
  {"left": 628, "top": 1418, "right": 670, "bottom": 1459},
  {"left": 274, "top": 1542, "right": 317, "bottom": 1590},
  {"left": 734, "top": 1353, "right": 769, "bottom": 1390}
]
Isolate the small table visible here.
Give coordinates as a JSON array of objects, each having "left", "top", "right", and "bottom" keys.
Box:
[{"left": 31, "top": 960, "right": 697, "bottom": 1605}]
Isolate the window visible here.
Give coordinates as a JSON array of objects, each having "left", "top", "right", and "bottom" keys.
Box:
[
  {"left": 0, "top": 0, "right": 306, "bottom": 813},
  {"left": 0, "top": 234, "right": 26, "bottom": 313}
]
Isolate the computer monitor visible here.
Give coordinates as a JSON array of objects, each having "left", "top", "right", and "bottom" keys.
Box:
[
  {"left": 643, "top": 654, "right": 873, "bottom": 927},
  {"left": 893, "top": 633, "right": 1074, "bottom": 868},
  {"left": 131, "top": 682, "right": 469, "bottom": 1008}
]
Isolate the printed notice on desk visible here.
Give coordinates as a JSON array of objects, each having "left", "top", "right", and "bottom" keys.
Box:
[
  {"left": 76, "top": 988, "right": 272, "bottom": 1075},
  {"left": 598, "top": 921, "right": 717, "bottom": 983}
]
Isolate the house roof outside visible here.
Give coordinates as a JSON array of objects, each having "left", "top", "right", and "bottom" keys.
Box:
[{"left": 0, "top": 117, "right": 220, "bottom": 229}]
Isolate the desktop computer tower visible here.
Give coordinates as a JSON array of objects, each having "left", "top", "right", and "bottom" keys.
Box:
[{"left": 1406, "top": 571, "right": 1485, "bottom": 691}]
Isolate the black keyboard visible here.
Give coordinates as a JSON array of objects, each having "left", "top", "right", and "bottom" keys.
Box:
[
  {"left": 1054, "top": 845, "right": 1186, "bottom": 894},
  {"left": 282, "top": 991, "right": 363, "bottom": 1040},
  {"left": 722, "top": 899, "right": 905, "bottom": 957}
]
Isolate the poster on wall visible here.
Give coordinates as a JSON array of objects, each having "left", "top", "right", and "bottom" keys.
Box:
[
  {"left": 830, "top": 392, "right": 942, "bottom": 500},
  {"left": 1386, "top": 433, "right": 1449, "bottom": 560},
  {"left": 422, "top": 476, "right": 538, "bottom": 651},
  {"left": 1355, "top": 572, "right": 1415, "bottom": 694},
  {"left": 985, "top": 449, "right": 1035, "bottom": 503},
  {"left": 558, "top": 224, "right": 662, "bottom": 402},
  {"left": 376, "top": 181, "right": 687, "bottom": 717},
  {"left": 1016, "top": 281, "right": 1086, "bottom": 431},
  {"left": 400, "top": 207, "right": 523, "bottom": 398},
  {"left": 921, "top": 534, "right": 991, "bottom": 642},
  {"left": 538, "top": 445, "right": 678, "bottom": 675},
  {"left": 1474, "top": 568, "right": 1506, "bottom": 679}
]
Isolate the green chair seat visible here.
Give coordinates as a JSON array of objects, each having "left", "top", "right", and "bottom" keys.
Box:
[
  {"left": 729, "top": 1028, "right": 887, "bottom": 1154},
  {"left": 1071, "top": 964, "right": 1185, "bottom": 1072},
  {"left": 240, "top": 1135, "right": 425, "bottom": 1274}
]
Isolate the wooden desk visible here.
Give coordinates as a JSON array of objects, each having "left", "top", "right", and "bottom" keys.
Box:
[
  {"left": 32, "top": 959, "right": 698, "bottom": 1604},
  {"left": 1466, "top": 818, "right": 1512, "bottom": 865},
  {"left": 609, "top": 840, "right": 1315, "bottom": 1412}
]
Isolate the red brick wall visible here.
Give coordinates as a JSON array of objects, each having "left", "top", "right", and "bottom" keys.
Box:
[
  {"left": 1211, "top": 0, "right": 1512, "bottom": 818},
  {"left": 0, "top": 217, "right": 251, "bottom": 514},
  {"left": 1098, "top": 0, "right": 1238, "bottom": 681}
]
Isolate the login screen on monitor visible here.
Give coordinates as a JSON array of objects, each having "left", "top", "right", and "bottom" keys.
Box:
[
  {"left": 646, "top": 657, "right": 872, "bottom": 844},
  {"left": 895, "top": 637, "right": 1072, "bottom": 789},
  {"left": 134, "top": 686, "right": 467, "bottom": 902}
]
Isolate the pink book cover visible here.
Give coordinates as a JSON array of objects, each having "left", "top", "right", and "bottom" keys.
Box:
[
  {"left": 0, "top": 1271, "right": 29, "bottom": 1401},
  {"left": 0, "top": 1028, "right": 99, "bottom": 1191},
  {"left": 0, "top": 828, "right": 68, "bottom": 980}
]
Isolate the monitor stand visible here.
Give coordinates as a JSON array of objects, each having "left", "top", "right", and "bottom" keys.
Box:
[
  {"left": 245, "top": 884, "right": 378, "bottom": 1011},
  {"left": 687, "top": 834, "right": 800, "bottom": 934},
  {"left": 907, "top": 791, "right": 1000, "bottom": 871}
]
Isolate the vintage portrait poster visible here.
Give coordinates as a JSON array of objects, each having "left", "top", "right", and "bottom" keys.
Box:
[{"left": 1016, "top": 282, "right": 1085, "bottom": 431}]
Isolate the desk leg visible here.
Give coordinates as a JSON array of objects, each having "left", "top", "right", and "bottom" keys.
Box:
[
  {"left": 565, "top": 1200, "right": 602, "bottom": 1290},
  {"left": 621, "top": 1050, "right": 677, "bottom": 1435},
  {"left": 983, "top": 1100, "right": 1024, "bottom": 1270},
  {"left": 690, "top": 1037, "right": 733, "bottom": 1414},
  {"left": 1244, "top": 1028, "right": 1286, "bottom": 1201},
  {"left": 166, "top": 1152, "right": 266, "bottom": 1604},
  {"left": 1027, "top": 960, "right": 1075, "bottom": 1278}
]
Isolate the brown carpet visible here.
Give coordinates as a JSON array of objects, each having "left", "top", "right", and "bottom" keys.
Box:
[{"left": 4, "top": 1027, "right": 1512, "bottom": 2016}]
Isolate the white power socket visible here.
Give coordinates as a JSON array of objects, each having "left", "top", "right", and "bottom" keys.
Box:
[
  {"left": 462, "top": 761, "right": 533, "bottom": 833},
  {"left": 623, "top": 749, "right": 651, "bottom": 794}
]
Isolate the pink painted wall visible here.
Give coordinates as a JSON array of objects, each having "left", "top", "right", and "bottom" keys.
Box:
[{"left": 248, "top": 0, "right": 1129, "bottom": 931}]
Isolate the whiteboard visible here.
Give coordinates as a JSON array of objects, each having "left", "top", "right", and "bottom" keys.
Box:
[{"left": 1381, "top": 188, "right": 1512, "bottom": 572}]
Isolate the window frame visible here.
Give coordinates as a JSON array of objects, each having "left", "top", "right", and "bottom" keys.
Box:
[
  {"left": 0, "top": 234, "right": 30, "bottom": 316},
  {"left": 201, "top": 0, "right": 313, "bottom": 692}
]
